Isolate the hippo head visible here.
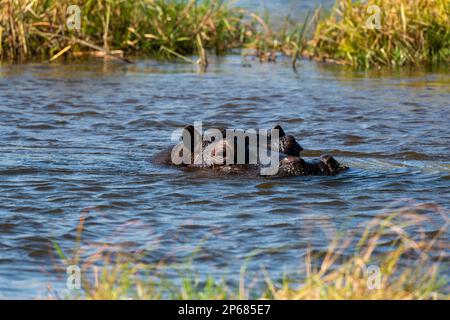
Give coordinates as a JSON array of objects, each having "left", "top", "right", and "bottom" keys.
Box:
[
  {"left": 272, "top": 125, "right": 303, "bottom": 156},
  {"left": 177, "top": 125, "right": 304, "bottom": 167},
  {"left": 179, "top": 125, "right": 229, "bottom": 166}
]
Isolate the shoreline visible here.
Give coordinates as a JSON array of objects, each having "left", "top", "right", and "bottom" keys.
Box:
[{"left": 1, "top": 0, "right": 448, "bottom": 68}]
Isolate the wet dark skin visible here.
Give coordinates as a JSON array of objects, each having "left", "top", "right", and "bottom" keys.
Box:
[{"left": 154, "top": 125, "right": 348, "bottom": 177}]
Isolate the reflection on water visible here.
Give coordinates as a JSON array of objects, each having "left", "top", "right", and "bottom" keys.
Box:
[
  {"left": 0, "top": 55, "right": 449, "bottom": 298},
  {"left": 236, "top": 0, "right": 336, "bottom": 23}
]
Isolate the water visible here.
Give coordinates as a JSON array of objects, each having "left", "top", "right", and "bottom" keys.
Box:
[
  {"left": 0, "top": 0, "right": 449, "bottom": 296},
  {"left": 0, "top": 55, "right": 449, "bottom": 298},
  {"left": 236, "top": 0, "right": 336, "bottom": 22}
]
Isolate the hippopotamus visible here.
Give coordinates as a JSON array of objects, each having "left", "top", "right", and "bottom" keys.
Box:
[
  {"left": 183, "top": 124, "right": 303, "bottom": 159},
  {"left": 154, "top": 125, "right": 348, "bottom": 177},
  {"left": 277, "top": 155, "right": 348, "bottom": 177}
]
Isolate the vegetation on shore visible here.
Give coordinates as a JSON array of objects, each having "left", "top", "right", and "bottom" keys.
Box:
[
  {"left": 52, "top": 211, "right": 448, "bottom": 300},
  {"left": 0, "top": 0, "right": 253, "bottom": 64},
  {"left": 310, "top": 0, "right": 450, "bottom": 68},
  {"left": 1, "top": 0, "right": 448, "bottom": 68}
]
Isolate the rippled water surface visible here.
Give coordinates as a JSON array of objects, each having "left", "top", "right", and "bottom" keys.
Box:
[{"left": 0, "top": 55, "right": 449, "bottom": 298}]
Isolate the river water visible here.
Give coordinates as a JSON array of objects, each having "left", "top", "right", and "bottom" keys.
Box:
[
  {"left": 1, "top": 55, "right": 449, "bottom": 298},
  {"left": 1, "top": 1, "right": 449, "bottom": 298}
]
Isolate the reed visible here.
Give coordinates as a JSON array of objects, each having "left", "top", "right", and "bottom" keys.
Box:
[
  {"left": 51, "top": 210, "right": 448, "bottom": 300},
  {"left": 0, "top": 0, "right": 256, "bottom": 62},
  {"left": 2, "top": 1, "right": 448, "bottom": 68},
  {"left": 309, "top": 0, "right": 450, "bottom": 68}
]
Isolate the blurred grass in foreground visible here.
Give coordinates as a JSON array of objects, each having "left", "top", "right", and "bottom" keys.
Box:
[{"left": 51, "top": 208, "right": 449, "bottom": 300}]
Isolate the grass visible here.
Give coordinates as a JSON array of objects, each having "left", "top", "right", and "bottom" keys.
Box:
[
  {"left": 2, "top": 0, "right": 448, "bottom": 68},
  {"left": 50, "top": 209, "right": 449, "bottom": 300},
  {"left": 0, "top": 0, "right": 257, "bottom": 64},
  {"left": 0, "top": 0, "right": 324, "bottom": 66},
  {"left": 309, "top": 0, "right": 450, "bottom": 68}
]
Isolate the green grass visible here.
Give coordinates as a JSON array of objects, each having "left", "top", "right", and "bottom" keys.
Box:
[
  {"left": 309, "top": 0, "right": 450, "bottom": 68},
  {"left": 0, "top": 0, "right": 319, "bottom": 66},
  {"left": 2, "top": 0, "right": 448, "bottom": 68},
  {"left": 51, "top": 212, "right": 449, "bottom": 300},
  {"left": 0, "top": 0, "right": 256, "bottom": 63}
]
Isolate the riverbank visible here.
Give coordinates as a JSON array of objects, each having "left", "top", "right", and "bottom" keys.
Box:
[
  {"left": 1, "top": 0, "right": 448, "bottom": 68},
  {"left": 310, "top": 0, "right": 450, "bottom": 68},
  {"left": 53, "top": 213, "right": 448, "bottom": 300}
]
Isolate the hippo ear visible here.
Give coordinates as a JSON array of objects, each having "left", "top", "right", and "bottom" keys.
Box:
[
  {"left": 182, "top": 125, "right": 201, "bottom": 150},
  {"left": 183, "top": 125, "right": 197, "bottom": 137},
  {"left": 273, "top": 125, "right": 286, "bottom": 137}
]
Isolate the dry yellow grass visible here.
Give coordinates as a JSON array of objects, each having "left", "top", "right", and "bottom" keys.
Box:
[{"left": 51, "top": 208, "right": 449, "bottom": 300}]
